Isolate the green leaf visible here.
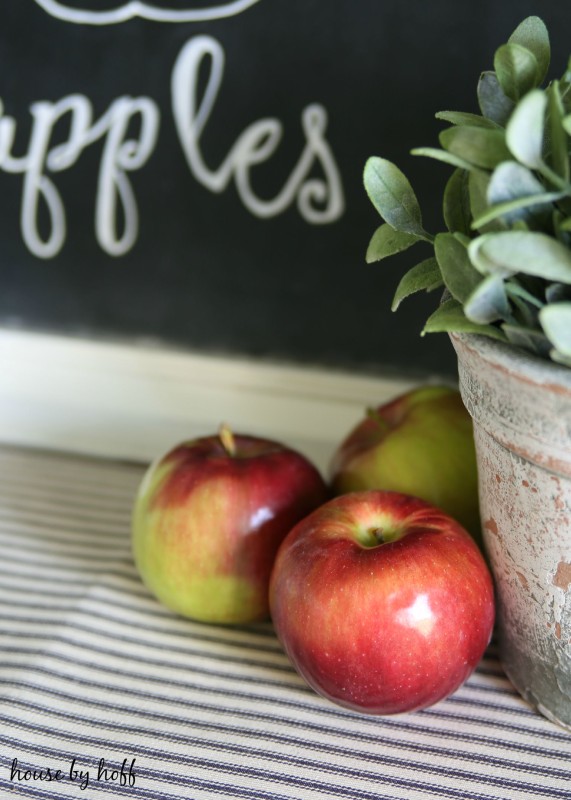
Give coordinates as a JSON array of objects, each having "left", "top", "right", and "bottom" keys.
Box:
[
  {"left": 468, "top": 231, "right": 571, "bottom": 282},
  {"left": 508, "top": 15, "right": 550, "bottom": 85},
  {"left": 391, "top": 258, "right": 443, "bottom": 311},
  {"left": 366, "top": 224, "right": 424, "bottom": 263},
  {"left": 440, "top": 126, "right": 511, "bottom": 170},
  {"left": 539, "top": 302, "right": 571, "bottom": 355},
  {"left": 411, "top": 147, "right": 474, "bottom": 171},
  {"left": 545, "top": 283, "right": 571, "bottom": 303},
  {"left": 547, "top": 82, "right": 570, "bottom": 180},
  {"left": 421, "top": 297, "right": 508, "bottom": 340},
  {"left": 487, "top": 161, "right": 545, "bottom": 203},
  {"left": 443, "top": 169, "right": 472, "bottom": 236},
  {"left": 494, "top": 43, "right": 539, "bottom": 102},
  {"left": 469, "top": 169, "right": 503, "bottom": 233},
  {"left": 364, "top": 157, "right": 427, "bottom": 237},
  {"left": 502, "top": 324, "right": 552, "bottom": 357},
  {"left": 512, "top": 220, "right": 531, "bottom": 231},
  {"left": 434, "top": 233, "right": 482, "bottom": 302},
  {"left": 470, "top": 160, "right": 561, "bottom": 228},
  {"left": 472, "top": 191, "right": 562, "bottom": 229},
  {"left": 550, "top": 349, "right": 571, "bottom": 367},
  {"left": 564, "top": 115, "right": 571, "bottom": 135},
  {"left": 435, "top": 111, "right": 501, "bottom": 129},
  {"left": 464, "top": 275, "right": 511, "bottom": 324},
  {"left": 506, "top": 279, "right": 544, "bottom": 309},
  {"left": 505, "top": 89, "right": 547, "bottom": 169},
  {"left": 477, "top": 71, "right": 515, "bottom": 126},
  {"left": 452, "top": 232, "right": 471, "bottom": 247},
  {"left": 508, "top": 282, "right": 541, "bottom": 327}
]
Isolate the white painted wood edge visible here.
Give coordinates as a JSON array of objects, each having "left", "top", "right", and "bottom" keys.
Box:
[{"left": 0, "top": 328, "right": 425, "bottom": 474}]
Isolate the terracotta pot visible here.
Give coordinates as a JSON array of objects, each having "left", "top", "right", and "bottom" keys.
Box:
[{"left": 451, "top": 332, "right": 571, "bottom": 730}]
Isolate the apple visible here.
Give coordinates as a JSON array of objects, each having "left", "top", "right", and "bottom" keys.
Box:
[
  {"left": 269, "top": 490, "right": 494, "bottom": 715},
  {"left": 132, "top": 425, "right": 328, "bottom": 624},
  {"left": 329, "top": 385, "right": 481, "bottom": 541}
]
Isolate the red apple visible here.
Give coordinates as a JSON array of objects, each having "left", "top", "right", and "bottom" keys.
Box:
[
  {"left": 329, "top": 386, "right": 481, "bottom": 541},
  {"left": 270, "top": 490, "right": 494, "bottom": 715},
  {"left": 132, "top": 426, "right": 328, "bottom": 624}
]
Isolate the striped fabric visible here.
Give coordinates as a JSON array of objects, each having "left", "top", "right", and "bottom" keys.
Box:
[{"left": 0, "top": 445, "right": 570, "bottom": 800}]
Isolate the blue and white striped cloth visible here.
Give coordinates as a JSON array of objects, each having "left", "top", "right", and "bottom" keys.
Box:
[{"left": 0, "top": 445, "right": 569, "bottom": 800}]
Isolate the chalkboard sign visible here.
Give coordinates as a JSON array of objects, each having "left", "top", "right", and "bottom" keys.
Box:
[{"left": 0, "top": 2, "right": 568, "bottom": 377}]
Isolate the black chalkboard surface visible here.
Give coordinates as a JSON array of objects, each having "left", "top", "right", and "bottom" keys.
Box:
[{"left": 0, "top": 2, "right": 568, "bottom": 377}]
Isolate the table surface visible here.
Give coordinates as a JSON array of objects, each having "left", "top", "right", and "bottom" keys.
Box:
[{"left": 0, "top": 445, "right": 570, "bottom": 800}]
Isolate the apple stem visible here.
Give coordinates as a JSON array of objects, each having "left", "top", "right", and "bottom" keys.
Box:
[
  {"left": 366, "top": 407, "right": 390, "bottom": 433},
  {"left": 370, "top": 527, "right": 383, "bottom": 542},
  {"left": 360, "top": 525, "right": 403, "bottom": 547},
  {"left": 219, "top": 423, "right": 237, "bottom": 457}
]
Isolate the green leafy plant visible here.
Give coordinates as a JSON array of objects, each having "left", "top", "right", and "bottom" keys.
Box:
[{"left": 364, "top": 16, "right": 571, "bottom": 367}]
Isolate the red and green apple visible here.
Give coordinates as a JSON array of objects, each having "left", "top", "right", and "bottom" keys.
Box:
[
  {"left": 329, "top": 385, "right": 481, "bottom": 540},
  {"left": 132, "top": 426, "right": 328, "bottom": 624},
  {"left": 270, "top": 490, "right": 494, "bottom": 715}
]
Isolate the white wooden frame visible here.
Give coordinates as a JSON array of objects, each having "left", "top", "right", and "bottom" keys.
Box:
[{"left": 0, "top": 328, "right": 418, "bottom": 472}]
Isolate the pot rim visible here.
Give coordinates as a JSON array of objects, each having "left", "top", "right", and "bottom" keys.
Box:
[{"left": 450, "top": 332, "right": 571, "bottom": 392}]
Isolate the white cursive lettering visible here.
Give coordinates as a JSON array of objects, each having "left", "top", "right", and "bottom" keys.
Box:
[
  {"left": 0, "top": 35, "right": 344, "bottom": 259},
  {"left": 32, "top": 0, "right": 264, "bottom": 26},
  {"left": 0, "top": 94, "right": 159, "bottom": 258},
  {"left": 172, "top": 35, "right": 345, "bottom": 224}
]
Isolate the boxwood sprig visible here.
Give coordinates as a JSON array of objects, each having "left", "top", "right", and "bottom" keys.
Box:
[{"left": 364, "top": 16, "right": 571, "bottom": 366}]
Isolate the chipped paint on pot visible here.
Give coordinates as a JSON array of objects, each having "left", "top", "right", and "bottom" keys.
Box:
[{"left": 451, "top": 332, "right": 571, "bottom": 731}]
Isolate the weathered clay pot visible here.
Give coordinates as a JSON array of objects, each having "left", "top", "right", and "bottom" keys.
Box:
[{"left": 451, "top": 332, "right": 571, "bottom": 730}]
